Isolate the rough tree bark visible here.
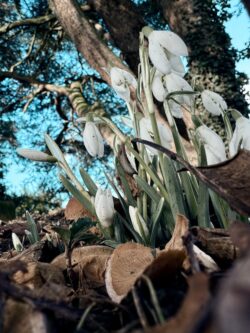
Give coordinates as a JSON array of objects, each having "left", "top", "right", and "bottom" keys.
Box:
[
  {"left": 50, "top": 0, "right": 130, "bottom": 85},
  {"left": 87, "top": 0, "right": 145, "bottom": 73},
  {"left": 158, "top": 0, "right": 249, "bottom": 117}
]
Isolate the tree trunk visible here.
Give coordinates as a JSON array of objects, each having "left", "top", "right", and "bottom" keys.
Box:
[
  {"left": 87, "top": 0, "right": 145, "bottom": 73},
  {"left": 159, "top": 0, "right": 248, "bottom": 118},
  {"left": 50, "top": 0, "right": 130, "bottom": 85}
]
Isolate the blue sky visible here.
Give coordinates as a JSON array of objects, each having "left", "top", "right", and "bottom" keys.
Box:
[{"left": 225, "top": 0, "right": 250, "bottom": 76}]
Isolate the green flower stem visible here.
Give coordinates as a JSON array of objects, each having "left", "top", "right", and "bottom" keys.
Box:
[
  {"left": 126, "top": 145, "right": 169, "bottom": 203},
  {"left": 99, "top": 115, "right": 169, "bottom": 203},
  {"left": 98, "top": 116, "right": 126, "bottom": 143}
]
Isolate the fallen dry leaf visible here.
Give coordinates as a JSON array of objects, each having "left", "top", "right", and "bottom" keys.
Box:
[
  {"left": 165, "top": 214, "right": 189, "bottom": 251},
  {"left": 105, "top": 243, "right": 155, "bottom": 303},
  {"left": 64, "top": 197, "right": 95, "bottom": 220},
  {"left": 12, "top": 261, "right": 71, "bottom": 301},
  {"left": 52, "top": 245, "right": 113, "bottom": 288},
  {"left": 191, "top": 226, "right": 238, "bottom": 268},
  {"left": 134, "top": 273, "right": 211, "bottom": 333}
]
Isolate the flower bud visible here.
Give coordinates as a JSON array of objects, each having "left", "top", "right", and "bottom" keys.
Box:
[
  {"left": 16, "top": 148, "right": 57, "bottom": 163},
  {"left": 12, "top": 232, "right": 23, "bottom": 252},
  {"left": 95, "top": 188, "right": 115, "bottom": 228},
  {"left": 129, "top": 206, "right": 149, "bottom": 239},
  {"left": 83, "top": 122, "right": 104, "bottom": 157}
]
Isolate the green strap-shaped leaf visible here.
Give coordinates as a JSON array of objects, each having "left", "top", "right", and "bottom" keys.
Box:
[
  {"left": 79, "top": 167, "right": 98, "bottom": 196},
  {"left": 44, "top": 134, "right": 67, "bottom": 165},
  {"left": 162, "top": 156, "right": 187, "bottom": 218},
  {"left": 116, "top": 160, "right": 136, "bottom": 206},
  {"left": 59, "top": 174, "right": 95, "bottom": 216}
]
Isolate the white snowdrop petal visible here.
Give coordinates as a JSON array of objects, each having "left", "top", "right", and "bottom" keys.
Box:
[
  {"left": 229, "top": 116, "right": 250, "bottom": 156},
  {"left": 110, "top": 67, "right": 137, "bottom": 102},
  {"left": 168, "top": 52, "right": 185, "bottom": 77},
  {"left": 157, "top": 122, "right": 173, "bottom": 149},
  {"left": 152, "top": 71, "right": 167, "bottom": 102},
  {"left": 165, "top": 73, "right": 193, "bottom": 106},
  {"left": 148, "top": 40, "right": 172, "bottom": 75},
  {"left": 201, "top": 90, "right": 227, "bottom": 116},
  {"left": 83, "top": 122, "right": 104, "bottom": 157},
  {"left": 149, "top": 31, "right": 188, "bottom": 56},
  {"left": 197, "top": 125, "right": 227, "bottom": 165},
  {"left": 95, "top": 188, "right": 114, "bottom": 227},
  {"left": 168, "top": 100, "right": 183, "bottom": 118}
]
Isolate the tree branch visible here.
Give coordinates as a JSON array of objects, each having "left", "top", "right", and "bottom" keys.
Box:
[
  {"left": 50, "top": 0, "right": 130, "bottom": 85},
  {"left": 0, "top": 14, "right": 55, "bottom": 35}
]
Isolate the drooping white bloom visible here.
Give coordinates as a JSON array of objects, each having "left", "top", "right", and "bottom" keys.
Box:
[
  {"left": 95, "top": 188, "right": 115, "bottom": 228},
  {"left": 148, "top": 30, "right": 187, "bottom": 75},
  {"left": 129, "top": 206, "right": 149, "bottom": 239},
  {"left": 139, "top": 117, "right": 173, "bottom": 155},
  {"left": 196, "top": 125, "right": 227, "bottom": 165},
  {"left": 201, "top": 90, "right": 227, "bottom": 116},
  {"left": 12, "top": 232, "right": 23, "bottom": 252},
  {"left": 229, "top": 116, "right": 250, "bottom": 156},
  {"left": 164, "top": 73, "right": 193, "bottom": 106},
  {"left": 151, "top": 71, "right": 184, "bottom": 118},
  {"left": 110, "top": 67, "right": 137, "bottom": 102},
  {"left": 83, "top": 122, "right": 104, "bottom": 158}
]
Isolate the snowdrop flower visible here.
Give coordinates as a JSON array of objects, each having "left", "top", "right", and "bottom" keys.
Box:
[
  {"left": 129, "top": 206, "right": 149, "bottom": 239},
  {"left": 83, "top": 122, "right": 104, "bottom": 157},
  {"left": 148, "top": 30, "right": 188, "bottom": 75},
  {"left": 110, "top": 67, "right": 137, "bottom": 102},
  {"left": 164, "top": 73, "right": 194, "bottom": 106},
  {"left": 196, "top": 125, "right": 227, "bottom": 165},
  {"left": 12, "top": 232, "right": 23, "bottom": 252},
  {"left": 95, "top": 188, "right": 115, "bottom": 228},
  {"left": 229, "top": 116, "right": 250, "bottom": 156},
  {"left": 151, "top": 71, "right": 185, "bottom": 118},
  {"left": 139, "top": 117, "right": 173, "bottom": 155},
  {"left": 201, "top": 90, "right": 227, "bottom": 116}
]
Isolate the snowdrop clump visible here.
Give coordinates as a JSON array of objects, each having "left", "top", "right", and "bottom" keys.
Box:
[{"left": 17, "top": 26, "right": 249, "bottom": 244}]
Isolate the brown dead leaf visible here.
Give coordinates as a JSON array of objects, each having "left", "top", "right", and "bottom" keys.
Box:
[
  {"left": 165, "top": 214, "right": 189, "bottom": 251},
  {"left": 135, "top": 140, "right": 250, "bottom": 216},
  {"left": 135, "top": 273, "right": 211, "bottom": 333},
  {"left": 105, "top": 243, "right": 155, "bottom": 303},
  {"left": 144, "top": 249, "right": 186, "bottom": 286},
  {"left": 191, "top": 226, "right": 238, "bottom": 268},
  {"left": 52, "top": 245, "right": 113, "bottom": 288},
  {"left": 65, "top": 197, "right": 95, "bottom": 220},
  {"left": 12, "top": 262, "right": 71, "bottom": 301},
  {"left": 229, "top": 221, "right": 250, "bottom": 256}
]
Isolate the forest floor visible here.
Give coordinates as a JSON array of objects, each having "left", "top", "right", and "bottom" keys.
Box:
[{"left": 0, "top": 208, "right": 250, "bottom": 333}]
